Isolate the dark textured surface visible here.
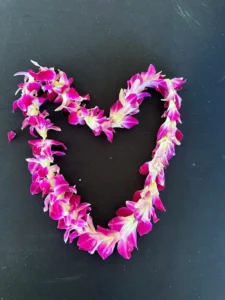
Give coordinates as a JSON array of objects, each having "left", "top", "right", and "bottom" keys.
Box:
[{"left": 0, "top": 0, "right": 225, "bottom": 299}]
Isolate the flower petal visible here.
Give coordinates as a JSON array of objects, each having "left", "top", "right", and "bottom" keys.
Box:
[
  {"left": 132, "top": 191, "right": 141, "bottom": 203},
  {"left": 122, "top": 116, "right": 139, "bottom": 129},
  {"left": 110, "top": 100, "right": 123, "bottom": 115},
  {"left": 137, "top": 220, "right": 153, "bottom": 236},
  {"left": 108, "top": 216, "right": 125, "bottom": 231},
  {"left": 49, "top": 201, "right": 65, "bottom": 220},
  {"left": 175, "top": 129, "right": 183, "bottom": 141},
  {"left": 147, "top": 64, "right": 156, "bottom": 77},
  {"left": 117, "top": 240, "right": 134, "bottom": 259},
  {"left": 36, "top": 69, "right": 56, "bottom": 81},
  {"left": 116, "top": 207, "right": 133, "bottom": 217},
  {"left": 153, "top": 196, "right": 166, "bottom": 212},
  {"left": 69, "top": 231, "right": 79, "bottom": 243},
  {"left": 68, "top": 112, "right": 79, "bottom": 125},
  {"left": 7, "top": 131, "right": 16, "bottom": 142},
  {"left": 139, "top": 162, "right": 149, "bottom": 175},
  {"left": 65, "top": 88, "right": 79, "bottom": 100},
  {"left": 77, "top": 233, "right": 97, "bottom": 252},
  {"left": 97, "top": 241, "right": 115, "bottom": 260}
]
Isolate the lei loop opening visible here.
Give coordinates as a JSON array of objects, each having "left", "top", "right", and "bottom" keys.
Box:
[{"left": 9, "top": 61, "right": 186, "bottom": 259}]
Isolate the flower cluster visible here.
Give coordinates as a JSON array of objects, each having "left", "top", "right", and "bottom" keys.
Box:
[{"left": 10, "top": 61, "right": 185, "bottom": 259}]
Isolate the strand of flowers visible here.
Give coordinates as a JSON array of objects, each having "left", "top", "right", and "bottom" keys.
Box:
[{"left": 9, "top": 61, "right": 185, "bottom": 259}]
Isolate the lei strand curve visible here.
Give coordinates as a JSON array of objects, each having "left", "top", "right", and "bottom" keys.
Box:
[{"left": 9, "top": 61, "right": 186, "bottom": 259}]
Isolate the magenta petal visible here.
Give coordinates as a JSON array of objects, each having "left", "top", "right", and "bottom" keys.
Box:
[
  {"left": 175, "top": 129, "right": 183, "bottom": 141},
  {"left": 64, "top": 230, "right": 70, "bottom": 243},
  {"left": 97, "top": 242, "right": 115, "bottom": 260},
  {"left": 117, "top": 240, "right": 133, "bottom": 259},
  {"left": 40, "top": 179, "right": 51, "bottom": 196},
  {"left": 116, "top": 207, "right": 133, "bottom": 217},
  {"left": 78, "top": 203, "right": 91, "bottom": 213},
  {"left": 97, "top": 226, "right": 113, "bottom": 236},
  {"left": 174, "top": 94, "right": 182, "bottom": 109},
  {"left": 66, "top": 88, "right": 79, "bottom": 100},
  {"left": 152, "top": 209, "right": 160, "bottom": 223},
  {"left": 153, "top": 196, "right": 166, "bottom": 212},
  {"left": 51, "top": 140, "right": 67, "bottom": 150},
  {"left": 157, "top": 183, "right": 165, "bottom": 191},
  {"left": 93, "top": 127, "right": 101, "bottom": 136},
  {"left": 38, "top": 167, "right": 48, "bottom": 178},
  {"left": 70, "top": 195, "right": 81, "bottom": 207},
  {"left": 110, "top": 100, "right": 123, "bottom": 115},
  {"left": 57, "top": 219, "right": 67, "bottom": 229},
  {"left": 137, "top": 221, "right": 153, "bottom": 236},
  {"left": 127, "top": 231, "right": 137, "bottom": 248},
  {"left": 68, "top": 185, "right": 77, "bottom": 194},
  {"left": 52, "top": 151, "right": 65, "bottom": 156},
  {"left": 68, "top": 112, "right": 79, "bottom": 125},
  {"left": 64, "top": 215, "right": 71, "bottom": 226},
  {"left": 108, "top": 216, "right": 125, "bottom": 231},
  {"left": 36, "top": 69, "right": 55, "bottom": 81},
  {"left": 147, "top": 64, "right": 156, "bottom": 77},
  {"left": 125, "top": 201, "right": 135, "bottom": 212},
  {"left": 43, "top": 193, "right": 55, "bottom": 212},
  {"left": 157, "top": 124, "right": 168, "bottom": 140},
  {"left": 27, "top": 161, "right": 42, "bottom": 174},
  {"left": 77, "top": 233, "right": 97, "bottom": 252},
  {"left": 104, "top": 129, "right": 114, "bottom": 143},
  {"left": 132, "top": 191, "right": 141, "bottom": 202},
  {"left": 166, "top": 108, "right": 181, "bottom": 122},
  {"left": 138, "top": 92, "right": 151, "bottom": 99},
  {"left": 17, "top": 94, "right": 34, "bottom": 111},
  {"left": 171, "top": 77, "right": 186, "bottom": 90},
  {"left": 122, "top": 116, "right": 139, "bottom": 129},
  {"left": 49, "top": 201, "right": 64, "bottom": 220},
  {"left": 69, "top": 231, "right": 79, "bottom": 243},
  {"left": 83, "top": 94, "right": 90, "bottom": 101},
  {"left": 53, "top": 175, "right": 69, "bottom": 195},
  {"left": 156, "top": 80, "right": 169, "bottom": 97},
  {"left": 30, "top": 182, "right": 41, "bottom": 195},
  {"left": 27, "top": 82, "right": 41, "bottom": 92},
  {"left": 12, "top": 101, "right": 18, "bottom": 112},
  {"left": 139, "top": 162, "right": 149, "bottom": 175},
  {"left": 125, "top": 94, "right": 137, "bottom": 106},
  {"left": 7, "top": 131, "right": 16, "bottom": 142},
  {"left": 133, "top": 209, "right": 143, "bottom": 221},
  {"left": 80, "top": 106, "right": 88, "bottom": 117}
]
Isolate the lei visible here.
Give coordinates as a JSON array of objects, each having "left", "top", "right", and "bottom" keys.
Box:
[{"left": 8, "top": 61, "right": 185, "bottom": 259}]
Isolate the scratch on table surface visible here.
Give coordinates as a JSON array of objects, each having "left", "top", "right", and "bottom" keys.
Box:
[
  {"left": 217, "top": 76, "right": 225, "bottom": 83},
  {"left": 173, "top": 2, "right": 201, "bottom": 28},
  {"left": 175, "top": 4, "right": 186, "bottom": 18},
  {"left": 185, "top": 10, "right": 201, "bottom": 27},
  {"left": 201, "top": 1, "right": 208, "bottom": 7},
  {"left": 42, "top": 275, "right": 83, "bottom": 283}
]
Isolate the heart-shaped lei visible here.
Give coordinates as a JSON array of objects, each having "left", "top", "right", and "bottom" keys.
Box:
[{"left": 9, "top": 61, "right": 186, "bottom": 259}]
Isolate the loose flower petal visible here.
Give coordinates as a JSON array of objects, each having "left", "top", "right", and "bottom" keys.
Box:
[{"left": 7, "top": 131, "right": 16, "bottom": 142}]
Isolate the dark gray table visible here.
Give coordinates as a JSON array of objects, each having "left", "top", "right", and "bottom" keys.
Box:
[{"left": 0, "top": 0, "right": 225, "bottom": 299}]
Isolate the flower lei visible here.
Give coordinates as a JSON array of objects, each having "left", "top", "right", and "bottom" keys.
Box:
[{"left": 9, "top": 61, "right": 185, "bottom": 259}]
